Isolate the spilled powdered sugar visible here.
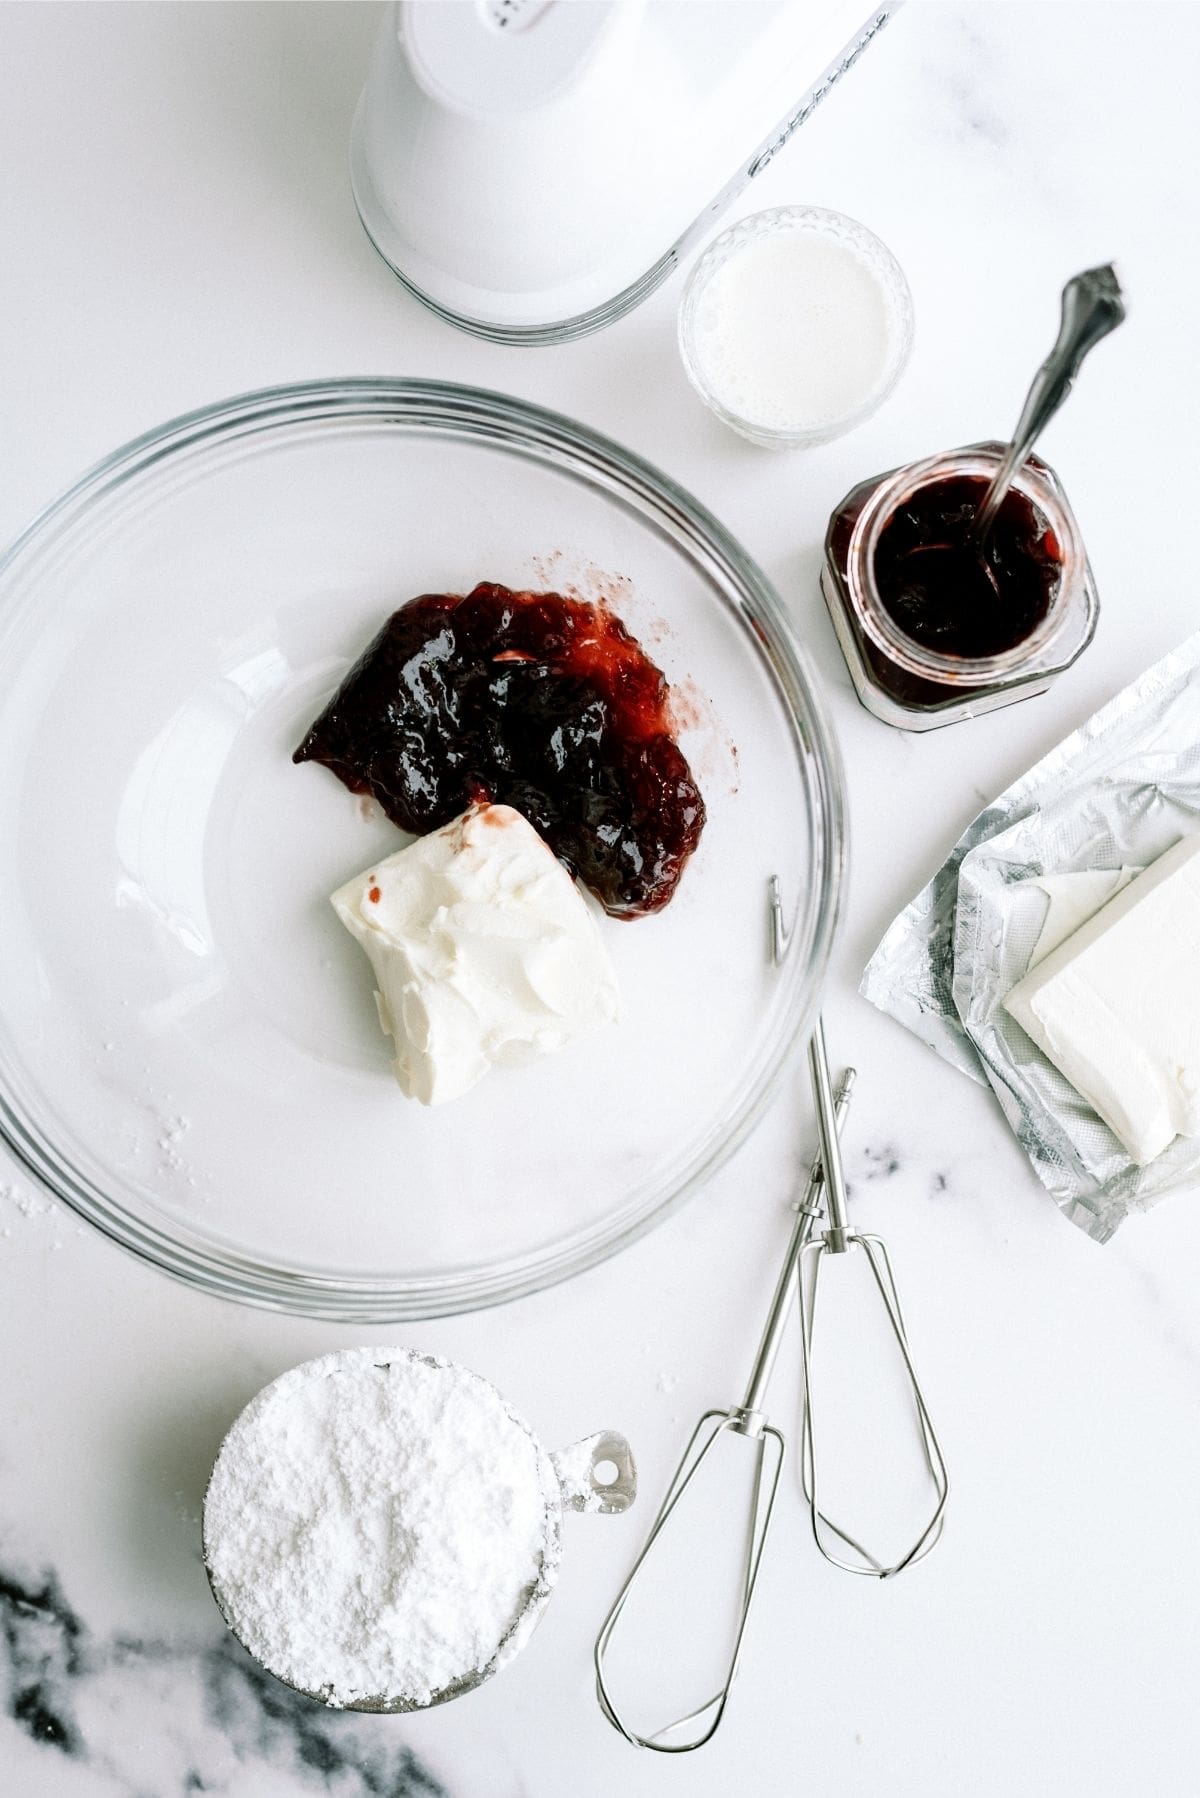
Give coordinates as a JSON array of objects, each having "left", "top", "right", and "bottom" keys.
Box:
[
  {"left": 1, "top": 1181, "right": 57, "bottom": 1222},
  {"left": 203, "top": 1349, "right": 560, "bottom": 1709}
]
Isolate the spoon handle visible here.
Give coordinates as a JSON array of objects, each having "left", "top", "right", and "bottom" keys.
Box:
[{"left": 974, "top": 263, "right": 1126, "bottom": 541}]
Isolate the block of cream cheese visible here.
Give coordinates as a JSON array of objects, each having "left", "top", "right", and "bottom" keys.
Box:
[
  {"left": 331, "top": 805, "right": 620, "bottom": 1105},
  {"left": 1003, "top": 836, "right": 1200, "bottom": 1164}
]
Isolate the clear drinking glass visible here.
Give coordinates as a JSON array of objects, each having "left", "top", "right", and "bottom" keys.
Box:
[{"left": 677, "top": 205, "right": 914, "bottom": 449}]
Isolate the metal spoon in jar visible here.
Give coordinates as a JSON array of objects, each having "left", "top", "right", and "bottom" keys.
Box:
[
  {"left": 972, "top": 262, "right": 1126, "bottom": 544},
  {"left": 891, "top": 263, "right": 1126, "bottom": 615}
]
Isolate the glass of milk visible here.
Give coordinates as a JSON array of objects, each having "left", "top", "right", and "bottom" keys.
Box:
[{"left": 678, "top": 206, "right": 914, "bottom": 449}]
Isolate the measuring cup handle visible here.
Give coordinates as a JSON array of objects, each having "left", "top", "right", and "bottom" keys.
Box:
[{"left": 550, "top": 1430, "right": 637, "bottom": 1515}]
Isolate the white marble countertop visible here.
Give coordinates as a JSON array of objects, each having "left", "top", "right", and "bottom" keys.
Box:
[{"left": 3, "top": 4, "right": 1200, "bottom": 1795}]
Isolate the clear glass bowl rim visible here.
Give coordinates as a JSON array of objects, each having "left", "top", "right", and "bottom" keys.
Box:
[{"left": 0, "top": 377, "right": 845, "bottom": 1320}]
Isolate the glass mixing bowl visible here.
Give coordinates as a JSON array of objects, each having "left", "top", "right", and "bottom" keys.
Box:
[{"left": 0, "top": 380, "right": 843, "bottom": 1319}]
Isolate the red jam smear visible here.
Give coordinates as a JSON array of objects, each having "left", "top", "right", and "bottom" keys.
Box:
[
  {"left": 873, "top": 475, "right": 1062, "bottom": 659},
  {"left": 294, "top": 583, "right": 706, "bottom": 917}
]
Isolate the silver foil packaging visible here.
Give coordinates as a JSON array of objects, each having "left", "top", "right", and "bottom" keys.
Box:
[{"left": 862, "top": 634, "right": 1200, "bottom": 1242}]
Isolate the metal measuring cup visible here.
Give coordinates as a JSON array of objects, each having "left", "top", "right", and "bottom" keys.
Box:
[{"left": 202, "top": 1347, "right": 636, "bottom": 1712}]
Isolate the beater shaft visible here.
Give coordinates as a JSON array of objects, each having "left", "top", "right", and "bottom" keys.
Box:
[
  {"left": 739, "top": 1067, "right": 856, "bottom": 1421},
  {"left": 799, "top": 1024, "right": 949, "bottom": 1578}
]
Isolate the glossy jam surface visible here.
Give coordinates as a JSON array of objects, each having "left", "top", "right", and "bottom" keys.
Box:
[
  {"left": 873, "top": 475, "right": 1062, "bottom": 659},
  {"left": 294, "top": 584, "right": 706, "bottom": 917}
]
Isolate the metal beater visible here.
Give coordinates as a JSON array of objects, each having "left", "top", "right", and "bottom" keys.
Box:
[
  {"left": 594, "top": 1019, "right": 949, "bottom": 1749},
  {"left": 799, "top": 1018, "right": 949, "bottom": 1579},
  {"left": 593, "top": 1055, "right": 856, "bottom": 1753}
]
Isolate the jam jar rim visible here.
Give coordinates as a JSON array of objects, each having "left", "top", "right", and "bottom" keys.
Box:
[{"left": 846, "top": 444, "right": 1087, "bottom": 685}]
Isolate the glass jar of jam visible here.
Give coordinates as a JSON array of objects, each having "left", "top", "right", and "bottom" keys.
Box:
[{"left": 822, "top": 442, "right": 1098, "bottom": 730}]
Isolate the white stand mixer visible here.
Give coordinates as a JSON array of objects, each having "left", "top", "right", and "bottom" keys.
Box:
[{"left": 351, "top": 0, "right": 899, "bottom": 344}]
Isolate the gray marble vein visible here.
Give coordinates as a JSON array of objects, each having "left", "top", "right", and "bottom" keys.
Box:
[{"left": 1, "top": 1557, "right": 448, "bottom": 1798}]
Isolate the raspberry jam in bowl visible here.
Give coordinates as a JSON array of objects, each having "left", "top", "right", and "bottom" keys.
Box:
[
  {"left": 293, "top": 583, "right": 706, "bottom": 919},
  {"left": 0, "top": 380, "right": 842, "bottom": 1319}
]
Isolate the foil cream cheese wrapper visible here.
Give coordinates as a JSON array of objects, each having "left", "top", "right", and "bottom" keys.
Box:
[{"left": 862, "top": 632, "right": 1200, "bottom": 1242}]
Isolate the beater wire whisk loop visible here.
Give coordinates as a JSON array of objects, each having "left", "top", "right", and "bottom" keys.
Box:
[
  {"left": 593, "top": 1408, "right": 784, "bottom": 1752},
  {"left": 800, "top": 1021, "right": 949, "bottom": 1579}
]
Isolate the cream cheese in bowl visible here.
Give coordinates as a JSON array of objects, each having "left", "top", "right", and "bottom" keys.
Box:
[{"left": 331, "top": 805, "right": 620, "bottom": 1107}]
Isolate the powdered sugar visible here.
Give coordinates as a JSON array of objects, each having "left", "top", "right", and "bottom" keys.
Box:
[
  {"left": 547, "top": 1436, "right": 594, "bottom": 1508},
  {"left": 1, "top": 1181, "right": 58, "bottom": 1222},
  {"left": 203, "top": 1349, "right": 560, "bottom": 1709}
]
